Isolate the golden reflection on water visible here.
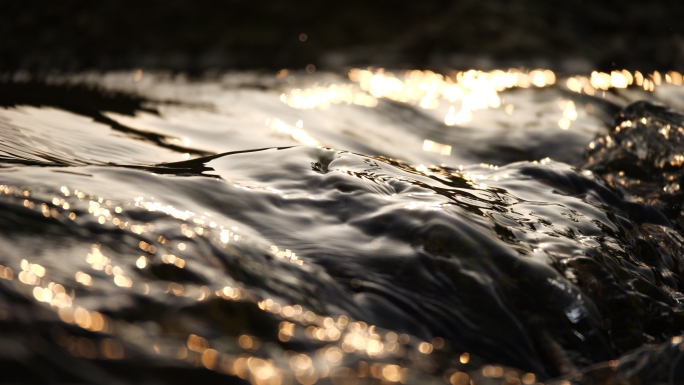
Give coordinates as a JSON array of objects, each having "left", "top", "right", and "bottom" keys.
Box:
[
  {"left": 274, "top": 68, "right": 684, "bottom": 159},
  {"left": 557, "top": 99, "right": 578, "bottom": 130},
  {"left": 280, "top": 84, "right": 378, "bottom": 109},
  {"left": 423, "top": 139, "right": 452, "bottom": 156},
  {"left": 278, "top": 68, "right": 559, "bottom": 131},
  {"left": 565, "top": 70, "right": 683, "bottom": 95}
]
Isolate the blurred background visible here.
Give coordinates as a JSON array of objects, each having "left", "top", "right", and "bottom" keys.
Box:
[{"left": 2, "top": 0, "right": 683, "bottom": 73}]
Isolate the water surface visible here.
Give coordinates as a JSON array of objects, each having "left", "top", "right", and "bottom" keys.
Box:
[{"left": 1, "top": 70, "right": 684, "bottom": 384}]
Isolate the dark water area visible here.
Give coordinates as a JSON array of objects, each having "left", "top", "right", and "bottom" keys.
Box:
[
  {"left": 2, "top": 1, "right": 684, "bottom": 72},
  {"left": 1, "top": 70, "right": 684, "bottom": 385}
]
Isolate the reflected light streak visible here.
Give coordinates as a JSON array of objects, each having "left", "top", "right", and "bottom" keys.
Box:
[
  {"left": 565, "top": 70, "right": 680, "bottom": 95},
  {"left": 280, "top": 84, "right": 378, "bottom": 109},
  {"left": 349, "top": 68, "right": 554, "bottom": 125},
  {"left": 267, "top": 118, "right": 321, "bottom": 146},
  {"left": 280, "top": 68, "right": 684, "bottom": 130},
  {"left": 423, "top": 140, "right": 452, "bottom": 156},
  {"left": 558, "top": 99, "right": 578, "bottom": 130}
]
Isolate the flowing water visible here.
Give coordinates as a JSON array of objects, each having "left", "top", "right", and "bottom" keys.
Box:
[{"left": 1, "top": 69, "right": 684, "bottom": 384}]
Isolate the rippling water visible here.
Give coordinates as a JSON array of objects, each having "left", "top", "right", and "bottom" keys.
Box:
[{"left": 1, "top": 70, "right": 684, "bottom": 384}]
